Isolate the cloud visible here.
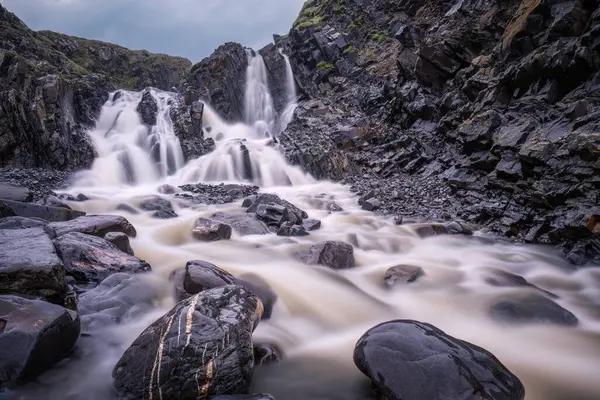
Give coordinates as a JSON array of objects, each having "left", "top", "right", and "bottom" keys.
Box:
[{"left": 1, "top": 0, "right": 305, "bottom": 62}]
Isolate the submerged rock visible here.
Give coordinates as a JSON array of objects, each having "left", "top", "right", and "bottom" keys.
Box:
[
  {"left": 49, "top": 215, "right": 137, "bottom": 238},
  {"left": 277, "top": 222, "right": 308, "bottom": 237},
  {"left": 139, "top": 196, "right": 177, "bottom": 219},
  {"left": 295, "top": 241, "right": 355, "bottom": 270},
  {"left": 0, "top": 295, "right": 80, "bottom": 388},
  {"left": 354, "top": 320, "right": 525, "bottom": 400},
  {"left": 113, "top": 285, "right": 262, "bottom": 399},
  {"left": 53, "top": 232, "right": 151, "bottom": 283},
  {"left": 384, "top": 265, "right": 425, "bottom": 287},
  {"left": 192, "top": 218, "right": 233, "bottom": 241},
  {"left": 490, "top": 294, "right": 578, "bottom": 326},
  {"left": 210, "top": 212, "right": 270, "bottom": 236}
]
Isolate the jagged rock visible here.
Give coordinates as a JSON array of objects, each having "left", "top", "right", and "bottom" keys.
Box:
[
  {"left": 112, "top": 285, "right": 262, "bottom": 399},
  {"left": 42, "top": 195, "right": 71, "bottom": 209},
  {"left": 490, "top": 294, "right": 578, "bottom": 326},
  {"left": 295, "top": 241, "right": 355, "bottom": 270},
  {"left": 49, "top": 215, "right": 137, "bottom": 238},
  {"left": 53, "top": 232, "right": 151, "bottom": 283},
  {"left": 136, "top": 90, "right": 158, "bottom": 126},
  {"left": 0, "top": 227, "right": 67, "bottom": 301},
  {"left": 178, "top": 183, "right": 258, "bottom": 205},
  {"left": 104, "top": 232, "right": 134, "bottom": 255},
  {"left": 0, "top": 216, "right": 55, "bottom": 238},
  {"left": 183, "top": 261, "right": 236, "bottom": 296},
  {"left": 0, "top": 295, "right": 80, "bottom": 388},
  {"left": 235, "top": 273, "right": 277, "bottom": 320},
  {"left": 302, "top": 219, "right": 321, "bottom": 231},
  {"left": 354, "top": 320, "right": 525, "bottom": 400},
  {"left": 276, "top": 222, "right": 308, "bottom": 237},
  {"left": 139, "top": 196, "right": 178, "bottom": 219},
  {"left": 245, "top": 194, "right": 308, "bottom": 222},
  {"left": 192, "top": 218, "right": 233, "bottom": 242},
  {"left": 256, "top": 204, "right": 297, "bottom": 228},
  {"left": 384, "top": 265, "right": 425, "bottom": 287},
  {"left": 253, "top": 343, "right": 282, "bottom": 366},
  {"left": 0, "top": 184, "right": 32, "bottom": 202},
  {"left": 361, "top": 198, "right": 381, "bottom": 211},
  {"left": 0, "top": 199, "right": 85, "bottom": 222},
  {"left": 210, "top": 212, "right": 270, "bottom": 236}
]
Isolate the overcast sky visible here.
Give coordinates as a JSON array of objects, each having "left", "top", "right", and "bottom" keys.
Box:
[{"left": 1, "top": 0, "right": 305, "bottom": 62}]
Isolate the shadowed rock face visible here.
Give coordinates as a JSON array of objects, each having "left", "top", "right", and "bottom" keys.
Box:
[
  {"left": 112, "top": 285, "right": 262, "bottom": 400},
  {"left": 354, "top": 320, "right": 525, "bottom": 400}
]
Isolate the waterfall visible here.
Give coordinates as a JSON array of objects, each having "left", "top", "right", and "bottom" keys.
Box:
[
  {"left": 278, "top": 51, "right": 298, "bottom": 134},
  {"left": 244, "top": 50, "right": 277, "bottom": 136}
]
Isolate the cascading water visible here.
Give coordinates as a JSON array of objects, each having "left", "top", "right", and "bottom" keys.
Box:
[
  {"left": 15, "top": 46, "right": 600, "bottom": 400},
  {"left": 278, "top": 51, "right": 298, "bottom": 134},
  {"left": 244, "top": 50, "right": 277, "bottom": 136}
]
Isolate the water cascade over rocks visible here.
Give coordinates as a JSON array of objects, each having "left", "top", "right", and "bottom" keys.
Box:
[{"left": 3, "top": 44, "right": 600, "bottom": 400}]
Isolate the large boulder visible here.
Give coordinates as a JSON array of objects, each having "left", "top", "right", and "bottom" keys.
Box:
[
  {"left": 295, "top": 241, "right": 355, "bottom": 270},
  {"left": 192, "top": 218, "right": 233, "bottom": 242},
  {"left": 354, "top": 320, "right": 525, "bottom": 400},
  {"left": 0, "top": 216, "right": 56, "bottom": 238},
  {"left": 0, "top": 199, "right": 85, "bottom": 222},
  {"left": 0, "top": 227, "right": 67, "bottom": 301},
  {"left": 183, "top": 261, "right": 236, "bottom": 295},
  {"left": 49, "top": 215, "right": 137, "bottom": 238},
  {"left": 210, "top": 213, "right": 270, "bottom": 236},
  {"left": 490, "top": 294, "right": 578, "bottom": 326},
  {"left": 53, "top": 232, "right": 151, "bottom": 283},
  {"left": 0, "top": 184, "right": 33, "bottom": 202},
  {"left": 0, "top": 295, "right": 80, "bottom": 388},
  {"left": 113, "top": 285, "right": 263, "bottom": 399},
  {"left": 245, "top": 194, "right": 308, "bottom": 223},
  {"left": 104, "top": 232, "right": 134, "bottom": 255},
  {"left": 139, "top": 196, "right": 178, "bottom": 219}
]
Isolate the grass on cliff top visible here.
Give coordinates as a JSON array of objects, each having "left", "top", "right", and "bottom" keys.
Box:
[{"left": 293, "top": 0, "right": 332, "bottom": 30}]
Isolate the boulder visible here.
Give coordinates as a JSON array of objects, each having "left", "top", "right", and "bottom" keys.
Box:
[
  {"left": 0, "top": 199, "right": 85, "bottom": 222},
  {"left": 49, "top": 215, "right": 137, "bottom": 238},
  {"left": 0, "top": 295, "right": 80, "bottom": 388},
  {"left": 113, "top": 285, "right": 263, "bottom": 399},
  {"left": 354, "top": 320, "right": 525, "bottom": 400},
  {"left": 53, "top": 232, "right": 151, "bottom": 283},
  {"left": 0, "top": 227, "right": 67, "bottom": 301},
  {"left": 295, "top": 241, "right": 355, "bottom": 270},
  {"left": 192, "top": 218, "right": 233, "bottom": 241},
  {"left": 183, "top": 261, "right": 236, "bottom": 296},
  {"left": 157, "top": 184, "right": 177, "bottom": 194},
  {"left": 302, "top": 219, "right": 321, "bottom": 231},
  {"left": 361, "top": 198, "right": 381, "bottom": 212},
  {"left": 484, "top": 270, "right": 556, "bottom": 298},
  {"left": 0, "top": 216, "right": 56, "bottom": 238},
  {"left": 104, "top": 232, "right": 134, "bottom": 255},
  {"left": 490, "top": 294, "right": 578, "bottom": 326},
  {"left": 245, "top": 194, "right": 308, "bottom": 222},
  {"left": 136, "top": 90, "right": 158, "bottom": 126},
  {"left": 139, "top": 196, "right": 178, "bottom": 219},
  {"left": 42, "top": 195, "right": 72, "bottom": 209},
  {"left": 0, "top": 184, "right": 32, "bottom": 202},
  {"left": 235, "top": 273, "right": 277, "bottom": 320},
  {"left": 210, "top": 213, "right": 270, "bottom": 236},
  {"left": 384, "top": 265, "right": 425, "bottom": 287},
  {"left": 256, "top": 204, "right": 298, "bottom": 228},
  {"left": 253, "top": 343, "right": 281, "bottom": 366},
  {"left": 277, "top": 222, "right": 308, "bottom": 237}
]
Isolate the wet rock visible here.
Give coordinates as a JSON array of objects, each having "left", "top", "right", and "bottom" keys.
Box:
[
  {"left": 212, "top": 394, "right": 275, "bottom": 400},
  {"left": 0, "top": 202, "right": 16, "bottom": 218},
  {"left": 414, "top": 224, "right": 449, "bottom": 238},
  {"left": 139, "top": 196, "right": 177, "bottom": 219},
  {"left": 256, "top": 204, "right": 298, "bottom": 228},
  {"left": 485, "top": 270, "right": 557, "bottom": 298},
  {"left": 179, "top": 183, "right": 258, "bottom": 205},
  {"left": 104, "top": 232, "right": 134, "bottom": 255},
  {"left": 49, "top": 215, "right": 137, "bottom": 238},
  {"left": 115, "top": 203, "right": 140, "bottom": 214},
  {"left": 0, "top": 227, "right": 67, "bottom": 301},
  {"left": 157, "top": 184, "right": 177, "bottom": 194},
  {"left": 169, "top": 268, "right": 189, "bottom": 302},
  {"left": 245, "top": 194, "right": 308, "bottom": 222},
  {"left": 0, "top": 184, "right": 32, "bottom": 203},
  {"left": 210, "top": 212, "right": 270, "bottom": 236},
  {"left": 384, "top": 265, "right": 425, "bottom": 287},
  {"left": 445, "top": 221, "right": 474, "bottom": 235},
  {"left": 42, "top": 195, "right": 71, "bottom": 209},
  {"left": 253, "top": 343, "right": 282, "bottom": 366},
  {"left": 296, "top": 241, "right": 355, "bottom": 270},
  {"left": 0, "top": 295, "right": 80, "bottom": 388},
  {"left": 0, "top": 199, "right": 85, "bottom": 222},
  {"left": 192, "top": 218, "right": 233, "bottom": 242},
  {"left": 78, "top": 273, "right": 161, "bottom": 333},
  {"left": 112, "top": 285, "right": 262, "bottom": 399},
  {"left": 183, "top": 261, "right": 236, "bottom": 296},
  {"left": 490, "top": 294, "right": 578, "bottom": 326},
  {"left": 0, "top": 217, "right": 56, "bottom": 238},
  {"left": 354, "top": 320, "right": 525, "bottom": 400},
  {"left": 302, "top": 219, "right": 321, "bottom": 231},
  {"left": 361, "top": 198, "right": 381, "bottom": 212},
  {"left": 53, "top": 232, "right": 151, "bottom": 283},
  {"left": 235, "top": 273, "right": 277, "bottom": 320},
  {"left": 136, "top": 90, "right": 158, "bottom": 126},
  {"left": 277, "top": 222, "right": 308, "bottom": 237}
]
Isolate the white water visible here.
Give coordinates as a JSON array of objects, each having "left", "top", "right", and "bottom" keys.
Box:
[
  {"left": 278, "top": 51, "right": 298, "bottom": 134},
  {"left": 20, "top": 48, "right": 600, "bottom": 400}
]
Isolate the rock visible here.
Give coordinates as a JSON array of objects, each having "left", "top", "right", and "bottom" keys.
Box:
[
  {"left": 53, "top": 232, "right": 151, "bottom": 283},
  {"left": 384, "top": 265, "right": 425, "bottom": 287},
  {"left": 169, "top": 268, "right": 189, "bottom": 302},
  {"left": 78, "top": 273, "right": 161, "bottom": 333},
  {"left": 112, "top": 285, "right": 263, "bottom": 399},
  {"left": 139, "top": 196, "right": 177, "bottom": 219},
  {"left": 192, "top": 218, "right": 233, "bottom": 242},
  {"left": 42, "top": 195, "right": 71, "bottom": 209},
  {"left": 212, "top": 394, "right": 275, "bottom": 400},
  {"left": 354, "top": 320, "right": 525, "bottom": 400},
  {"left": 116, "top": 203, "right": 140, "bottom": 214},
  {"left": 210, "top": 213, "right": 270, "bottom": 236},
  {"left": 0, "top": 184, "right": 32, "bottom": 202},
  {"left": 256, "top": 203, "right": 298, "bottom": 228},
  {"left": 253, "top": 343, "right": 281, "bottom": 366},
  {"left": 49, "top": 215, "right": 137, "bottom": 238},
  {"left": 0, "top": 200, "right": 85, "bottom": 222},
  {"left": 245, "top": 194, "right": 308, "bottom": 222},
  {"left": 104, "top": 232, "right": 134, "bottom": 255},
  {"left": 0, "top": 202, "right": 16, "bottom": 218},
  {"left": 302, "top": 219, "right": 321, "bottom": 231},
  {"left": 277, "top": 222, "right": 308, "bottom": 237},
  {"left": 157, "top": 184, "right": 177, "bottom": 194},
  {"left": 178, "top": 183, "right": 258, "bottom": 205},
  {"left": 485, "top": 270, "right": 557, "bottom": 298},
  {"left": 136, "top": 90, "right": 158, "bottom": 126},
  {"left": 235, "top": 273, "right": 277, "bottom": 320},
  {"left": 0, "top": 216, "right": 56, "bottom": 238},
  {"left": 414, "top": 224, "right": 449, "bottom": 238},
  {"left": 183, "top": 261, "right": 236, "bottom": 296},
  {"left": 490, "top": 294, "right": 578, "bottom": 326},
  {"left": 296, "top": 241, "right": 355, "bottom": 270},
  {"left": 0, "top": 227, "right": 67, "bottom": 301},
  {"left": 0, "top": 295, "right": 80, "bottom": 388},
  {"left": 361, "top": 198, "right": 381, "bottom": 211}
]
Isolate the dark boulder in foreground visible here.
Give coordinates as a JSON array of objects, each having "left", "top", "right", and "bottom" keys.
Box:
[
  {"left": 0, "top": 227, "right": 67, "bottom": 301},
  {"left": 49, "top": 215, "right": 137, "bottom": 238},
  {"left": 295, "top": 241, "right": 355, "bottom": 270},
  {"left": 212, "top": 394, "right": 275, "bottom": 400},
  {"left": 184, "top": 260, "right": 236, "bottom": 295},
  {"left": 235, "top": 273, "right": 277, "bottom": 320},
  {"left": 192, "top": 218, "right": 233, "bottom": 241},
  {"left": 354, "top": 320, "right": 525, "bottom": 400},
  {"left": 53, "top": 232, "right": 151, "bottom": 283},
  {"left": 113, "top": 285, "right": 262, "bottom": 399},
  {"left": 0, "top": 295, "right": 80, "bottom": 388},
  {"left": 210, "top": 212, "right": 270, "bottom": 236},
  {"left": 490, "top": 294, "right": 578, "bottom": 326},
  {"left": 0, "top": 199, "right": 85, "bottom": 222}
]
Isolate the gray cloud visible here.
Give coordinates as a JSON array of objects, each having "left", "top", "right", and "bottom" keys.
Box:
[{"left": 1, "top": 0, "right": 305, "bottom": 62}]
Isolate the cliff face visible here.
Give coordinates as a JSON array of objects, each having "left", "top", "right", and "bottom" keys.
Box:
[{"left": 0, "top": 4, "right": 191, "bottom": 170}]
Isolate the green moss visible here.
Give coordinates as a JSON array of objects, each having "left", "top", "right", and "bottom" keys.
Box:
[
  {"left": 296, "top": 15, "right": 324, "bottom": 30},
  {"left": 371, "top": 33, "right": 386, "bottom": 41},
  {"left": 317, "top": 61, "right": 335, "bottom": 70},
  {"left": 333, "top": 4, "right": 346, "bottom": 13},
  {"left": 343, "top": 45, "right": 356, "bottom": 55}
]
